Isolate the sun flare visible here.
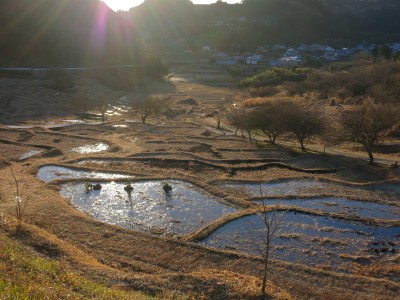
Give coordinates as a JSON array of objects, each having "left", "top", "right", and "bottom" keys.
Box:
[
  {"left": 103, "top": 0, "right": 241, "bottom": 11},
  {"left": 102, "top": 0, "right": 142, "bottom": 11}
]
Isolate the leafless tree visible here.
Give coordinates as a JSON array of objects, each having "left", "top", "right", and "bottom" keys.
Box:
[
  {"left": 215, "top": 101, "right": 226, "bottom": 130},
  {"left": 341, "top": 101, "right": 399, "bottom": 163},
  {"left": 228, "top": 106, "right": 246, "bottom": 136},
  {"left": 228, "top": 107, "right": 258, "bottom": 140},
  {"left": 10, "top": 167, "right": 29, "bottom": 228},
  {"left": 70, "top": 93, "right": 93, "bottom": 121},
  {"left": 253, "top": 101, "right": 294, "bottom": 144},
  {"left": 249, "top": 175, "right": 294, "bottom": 296},
  {"left": 255, "top": 202, "right": 287, "bottom": 295},
  {"left": 96, "top": 95, "right": 109, "bottom": 123},
  {"left": 139, "top": 98, "right": 151, "bottom": 124},
  {"left": 285, "top": 103, "right": 325, "bottom": 151},
  {"left": 131, "top": 96, "right": 161, "bottom": 124}
]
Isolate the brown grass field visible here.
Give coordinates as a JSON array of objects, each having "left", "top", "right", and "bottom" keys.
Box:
[{"left": 0, "top": 64, "right": 399, "bottom": 299}]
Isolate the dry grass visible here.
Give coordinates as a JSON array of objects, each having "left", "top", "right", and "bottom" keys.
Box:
[
  {"left": 0, "top": 227, "right": 160, "bottom": 300},
  {"left": 0, "top": 69, "right": 399, "bottom": 299}
]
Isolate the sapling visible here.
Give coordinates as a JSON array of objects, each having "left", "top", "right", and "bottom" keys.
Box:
[
  {"left": 124, "top": 181, "right": 133, "bottom": 192},
  {"left": 84, "top": 182, "right": 93, "bottom": 192},
  {"left": 249, "top": 174, "right": 295, "bottom": 296},
  {"left": 162, "top": 183, "right": 172, "bottom": 193},
  {"left": 10, "top": 167, "right": 29, "bottom": 228},
  {"left": 93, "top": 183, "right": 102, "bottom": 190}
]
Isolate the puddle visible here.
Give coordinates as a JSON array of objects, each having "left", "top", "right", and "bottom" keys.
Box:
[
  {"left": 71, "top": 143, "right": 109, "bottom": 154},
  {"left": 169, "top": 76, "right": 189, "bottom": 83},
  {"left": 5, "top": 121, "right": 103, "bottom": 129},
  {"left": 200, "top": 212, "right": 399, "bottom": 271},
  {"left": 62, "top": 120, "right": 87, "bottom": 124},
  {"left": 220, "top": 180, "right": 324, "bottom": 197},
  {"left": 38, "top": 166, "right": 133, "bottom": 183},
  {"left": 19, "top": 150, "right": 43, "bottom": 161},
  {"left": 60, "top": 180, "right": 236, "bottom": 235},
  {"left": 370, "top": 184, "right": 400, "bottom": 197},
  {"left": 256, "top": 198, "right": 400, "bottom": 220},
  {"left": 112, "top": 125, "right": 128, "bottom": 128}
]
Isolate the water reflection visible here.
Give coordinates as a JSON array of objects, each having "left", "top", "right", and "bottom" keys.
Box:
[{"left": 60, "top": 180, "right": 236, "bottom": 235}]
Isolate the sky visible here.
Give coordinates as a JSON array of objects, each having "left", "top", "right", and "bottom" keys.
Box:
[{"left": 102, "top": 0, "right": 241, "bottom": 11}]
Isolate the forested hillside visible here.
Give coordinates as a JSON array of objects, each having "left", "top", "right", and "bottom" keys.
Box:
[
  {"left": 1, "top": 0, "right": 400, "bottom": 66},
  {"left": 131, "top": 0, "right": 400, "bottom": 51},
  {"left": 0, "top": 0, "right": 144, "bottom": 66}
]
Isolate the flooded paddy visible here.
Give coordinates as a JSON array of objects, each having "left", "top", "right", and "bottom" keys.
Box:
[
  {"left": 38, "top": 165, "right": 133, "bottom": 183},
  {"left": 369, "top": 184, "right": 400, "bottom": 197},
  {"left": 70, "top": 143, "right": 109, "bottom": 154},
  {"left": 60, "top": 180, "right": 236, "bottom": 235},
  {"left": 256, "top": 197, "right": 400, "bottom": 220},
  {"left": 220, "top": 180, "right": 325, "bottom": 197},
  {"left": 200, "top": 212, "right": 400, "bottom": 271},
  {"left": 18, "top": 150, "right": 43, "bottom": 160}
]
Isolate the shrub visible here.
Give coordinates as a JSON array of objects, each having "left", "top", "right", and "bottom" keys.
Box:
[
  {"left": 124, "top": 182, "right": 133, "bottom": 192},
  {"left": 249, "top": 86, "right": 279, "bottom": 97},
  {"left": 162, "top": 183, "right": 172, "bottom": 193},
  {"left": 240, "top": 67, "right": 312, "bottom": 87},
  {"left": 93, "top": 184, "right": 102, "bottom": 191},
  {"left": 84, "top": 183, "right": 93, "bottom": 192}
]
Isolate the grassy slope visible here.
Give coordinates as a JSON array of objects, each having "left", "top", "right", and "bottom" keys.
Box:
[{"left": 0, "top": 229, "right": 159, "bottom": 300}]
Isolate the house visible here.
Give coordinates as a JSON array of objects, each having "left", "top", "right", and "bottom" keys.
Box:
[
  {"left": 323, "top": 51, "right": 337, "bottom": 61},
  {"left": 245, "top": 54, "right": 263, "bottom": 65},
  {"left": 214, "top": 52, "right": 236, "bottom": 65}
]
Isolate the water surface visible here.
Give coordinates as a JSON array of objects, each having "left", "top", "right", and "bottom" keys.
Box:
[
  {"left": 60, "top": 180, "right": 236, "bottom": 235},
  {"left": 256, "top": 197, "right": 400, "bottom": 220},
  {"left": 71, "top": 143, "right": 108, "bottom": 154},
  {"left": 38, "top": 166, "right": 132, "bottom": 183},
  {"left": 200, "top": 212, "right": 399, "bottom": 270}
]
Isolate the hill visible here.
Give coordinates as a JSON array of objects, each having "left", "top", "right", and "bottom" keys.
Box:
[
  {"left": 130, "top": 0, "right": 400, "bottom": 52},
  {"left": 0, "top": 0, "right": 144, "bottom": 67}
]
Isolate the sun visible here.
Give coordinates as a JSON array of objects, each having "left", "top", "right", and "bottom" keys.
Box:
[{"left": 102, "top": 0, "right": 143, "bottom": 11}]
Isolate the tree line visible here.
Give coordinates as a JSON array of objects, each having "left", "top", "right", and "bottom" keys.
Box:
[
  {"left": 227, "top": 100, "right": 399, "bottom": 163},
  {"left": 131, "top": 0, "right": 400, "bottom": 53},
  {"left": 3, "top": 0, "right": 400, "bottom": 67}
]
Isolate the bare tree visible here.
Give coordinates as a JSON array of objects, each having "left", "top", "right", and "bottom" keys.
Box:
[
  {"left": 228, "top": 107, "right": 246, "bottom": 136},
  {"left": 70, "top": 93, "right": 93, "bottom": 121},
  {"left": 215, "top": 101, "right": 226, "bottom": 130},
  {"left": 249, "top": 175, "right": 293, "bottom": 296},
  {"left": 228, "top": 107, "right": 257, "bottom": 140},
  {"left": 341, "top": 101, "right": 399, "bottom": 163},
  {"left": 253, "top": 101, "right": 294, "bottom": 144},
  {"left": 139, "top": 98, "right": 151, "bottom": 124},
  {"left": 10, "top": 167, "right": 29, "bottom": 228},
  {"left": 285, "top": 103, "right": 325, "bottom": 151},
  {"left": 256, "top": 202, "right": 287, "bottom": 295},
  {"left": 96, "top": 95, "right": 109, "bottom": 123},
  {"left": 242, "top": 109, "right": 258, "bottom": 141},
  {"left": 131, "top": 96, "right": 161, "bottom": 124}
]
